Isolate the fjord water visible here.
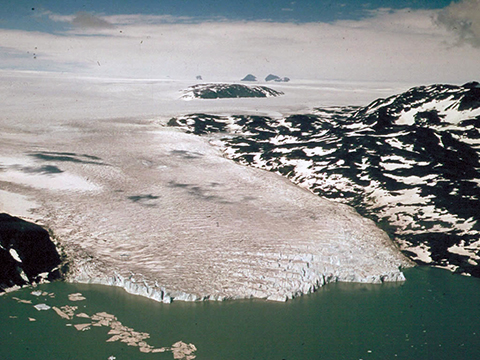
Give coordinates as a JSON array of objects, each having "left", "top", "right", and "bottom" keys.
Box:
[{"left": 1, "top": 267, "right": 479, "bottom": 360}]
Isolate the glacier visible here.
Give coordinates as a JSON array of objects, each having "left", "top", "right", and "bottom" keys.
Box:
[{"left": 0, "top": 73, "right": 415, "bottom": 301}]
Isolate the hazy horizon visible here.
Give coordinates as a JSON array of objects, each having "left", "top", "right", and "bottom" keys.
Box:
[{"left": 1, "top": 0, "right": 479, "bottom": 84}]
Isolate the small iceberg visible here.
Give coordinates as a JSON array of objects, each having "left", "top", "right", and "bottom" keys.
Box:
[
  {"left": 68, "top": 293, "right": 86, "bottom": 301},
  {"left": 34, "top": 303, "right": 51, "bottom": 311}
]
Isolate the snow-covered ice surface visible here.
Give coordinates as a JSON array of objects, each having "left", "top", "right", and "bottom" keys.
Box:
[
  {"left": 0, "top": 189, "right": 39, "bottom": 219},
  {"left": 0, "top": 71, "right": 413, "bottom": 301}
]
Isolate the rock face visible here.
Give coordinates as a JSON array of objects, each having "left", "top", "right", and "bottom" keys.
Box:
[
  {"left": 169, "top": 82, "right": 480, "bottom": 277},
  {"left": 0, "top": 213, "right": 62, "bottom": 291},
  {"left": 241, "top": 74, "right": 257, "bottom": 82},
  {"left": 265, "top": 74, "right": 290, "bottom": 82},
  {"left": 181, "top": 83, "right": 283, "bottom": 100}
]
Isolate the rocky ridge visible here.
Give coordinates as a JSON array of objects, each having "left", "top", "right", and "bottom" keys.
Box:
[{"left": 181, "top": 83, "right": 283, "bottom": 100}]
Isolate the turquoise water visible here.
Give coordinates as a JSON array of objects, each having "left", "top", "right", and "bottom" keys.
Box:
[{"left": 1, "top": 267, "right": 479, "bottom": 360}]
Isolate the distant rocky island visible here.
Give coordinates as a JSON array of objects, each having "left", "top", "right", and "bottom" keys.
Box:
[
  {"left": 265, "top": 74, "right": 290, "bottom": 82},
  {"left": 181, "top": 83, "right": 284, "bottom": 100},
  {"left": 241, "top": 74, "right": 257, "bottom": 82},
  {"left": 240, "top": 74, "right": 290, "bottom": 82}
]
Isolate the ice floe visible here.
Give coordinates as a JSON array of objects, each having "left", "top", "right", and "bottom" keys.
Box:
[{"left": 34, "top": 303, "right": 51, "bottom": 311}]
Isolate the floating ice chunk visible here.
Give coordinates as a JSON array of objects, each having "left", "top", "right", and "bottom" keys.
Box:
[
  {"left": 74, "top": 323, "right": 91, "bottom": 331},
  {"left": 12, "top": 297, "right": 32, "bottom": 304},
  {"left": 106, "top": 335, "right": 122, "bottom": 342},
  {"left": 68, "top": 293, "right": 86, "bottom": 301},
  {"left": 171, "top": 341, "right": 197, "bottom": 360},
  {"left": 52, "top": 306, "right": 71, "bottom": 320},
  {"left": 152, "top": 348, "right": 167, "bottom": 353},
  {"left": 31, "top": 290, "right": 42, "bottom": 296},
  {"left": 34, "top": 303, "right": 51, "bottom": 311},
  {"left": 96, "top": 312, "right": 115, "bottom": 319},
  {"left": 52, "top": 305, "right": 77, "bottom": 319}
]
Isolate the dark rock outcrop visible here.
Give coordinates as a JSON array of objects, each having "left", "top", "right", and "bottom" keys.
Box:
[
  {"left": 241, "top": 74, "right": 257, "bottom": 82},
  {"left": 265, "top": 74, "right": 290, "bottom": 82},
  {"left": 0, "top": 213, "right": 62, "bottom": 291},
  {"left": 181, "top": 83, "right": 283, "bottom": 100}
]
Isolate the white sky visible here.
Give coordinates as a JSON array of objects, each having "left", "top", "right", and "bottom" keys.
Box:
[{"left": 0, "top": 3, "right": 479, "bottom": 84}]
